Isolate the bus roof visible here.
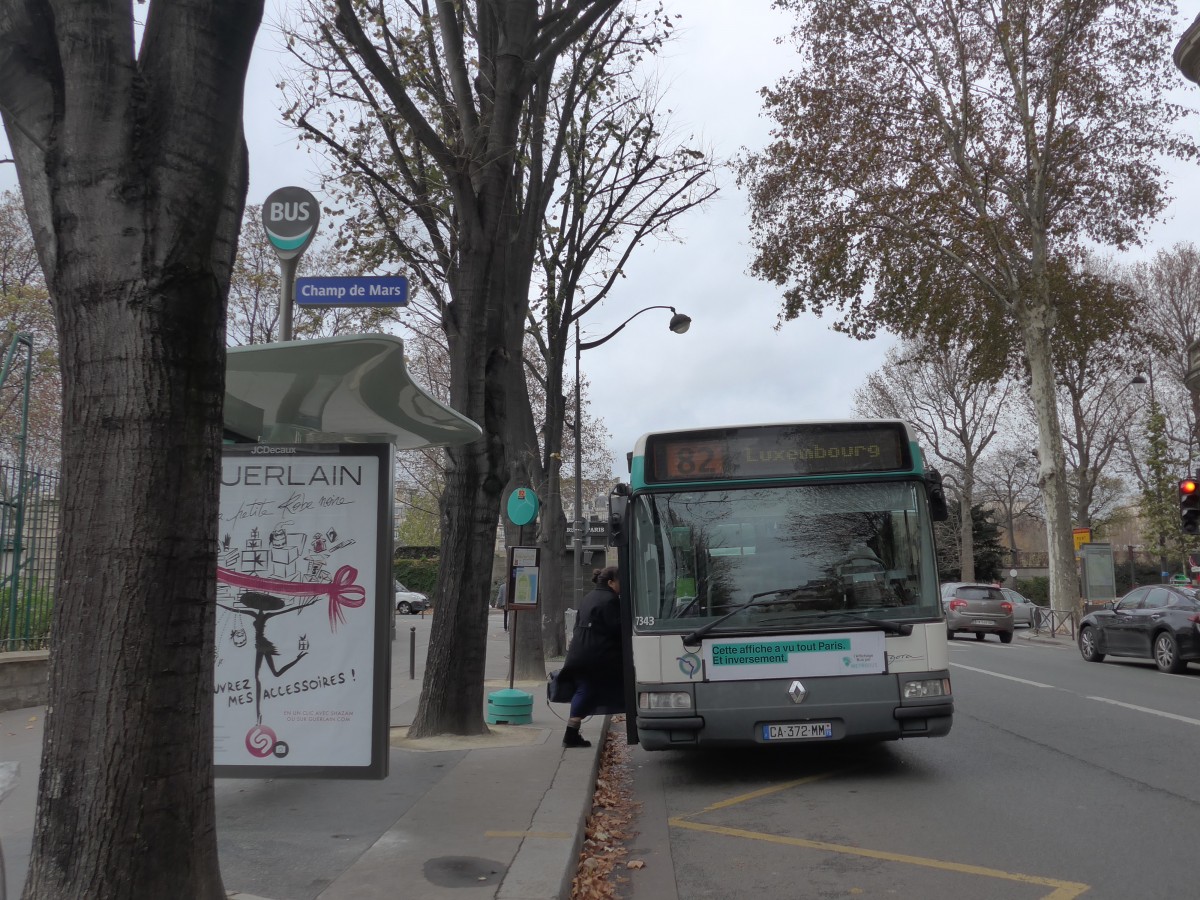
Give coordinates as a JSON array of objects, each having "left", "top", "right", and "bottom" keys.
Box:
[{"left": 224, "top": 333, "right": 482, "bottom": 449}]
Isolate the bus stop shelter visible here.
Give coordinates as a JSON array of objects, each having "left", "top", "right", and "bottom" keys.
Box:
[
  {"left": 214, "top": 333, "right": 479, "bottom": 778},
  {"left": 222, "top": 333, "right": 481, "bottom": 448}
]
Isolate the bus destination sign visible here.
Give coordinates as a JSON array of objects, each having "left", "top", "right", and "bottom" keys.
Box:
[{"left": 646, "top": 423, "right": 910, "bottom": 483}]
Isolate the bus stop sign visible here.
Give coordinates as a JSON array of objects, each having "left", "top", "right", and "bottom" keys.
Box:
[
  {"left": 506, "top": 488, "right": 539, "bottom": 526},
  {"left": 262, "top": 186, "right": 320, "bottom": 260}
]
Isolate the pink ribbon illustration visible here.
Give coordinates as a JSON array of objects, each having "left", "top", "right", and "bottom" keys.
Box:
[{"left": 217, "top": 564, "right": 367, "bottom": 631}]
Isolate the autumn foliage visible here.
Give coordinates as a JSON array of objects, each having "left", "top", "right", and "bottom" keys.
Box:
[{"left": 571, "top": 718, "right": 644, "bottom": 899}]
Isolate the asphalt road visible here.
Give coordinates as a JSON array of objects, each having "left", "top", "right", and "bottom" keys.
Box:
[{"left": 619, "top": 633, "right": 1200, "bottom": 899}]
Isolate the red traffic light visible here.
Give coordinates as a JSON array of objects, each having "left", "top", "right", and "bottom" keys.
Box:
[{"left": 1182, "top": 480, "right": 1198, "bottom": 495}]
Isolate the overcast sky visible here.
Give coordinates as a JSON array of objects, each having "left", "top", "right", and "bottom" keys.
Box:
[
  {"left": 248, "top": 1, "right": 1200, "bottom": 478},
  {"left": 4, "top": 1, "right": 1200, "bottom": 479}
]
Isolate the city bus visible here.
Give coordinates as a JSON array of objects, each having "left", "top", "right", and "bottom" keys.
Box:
[{"left": 607, "top": 420, "right": 954, "bottom": 750}]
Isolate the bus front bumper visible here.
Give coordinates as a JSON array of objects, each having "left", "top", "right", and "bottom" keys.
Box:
[{"left": 633, "top": 673, "right": 953, "bottom": 750}]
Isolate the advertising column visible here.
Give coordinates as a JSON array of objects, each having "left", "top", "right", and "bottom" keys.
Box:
[{"left": 214, "top": 444, "right": 392, "bottom": 779}]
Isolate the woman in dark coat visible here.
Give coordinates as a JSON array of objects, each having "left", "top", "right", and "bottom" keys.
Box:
[{"left": 559, "top": 566, "right": 625, "bottom": 747}]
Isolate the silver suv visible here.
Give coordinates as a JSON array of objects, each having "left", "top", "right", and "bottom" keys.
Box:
[{"left": 940, "top": 583, "right": 1014, "bottom": 643}]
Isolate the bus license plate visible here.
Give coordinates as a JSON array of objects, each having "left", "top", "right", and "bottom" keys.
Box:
[{"left": 763, "top": 722, "right": 833, "bottom": 741}]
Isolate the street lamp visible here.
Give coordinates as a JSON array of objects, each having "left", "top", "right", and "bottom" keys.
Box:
[
  {"left": 1130, "top": 361, "right": 1155, "bottom": 405},
  {"left": 1131, "top": 361, "right": 1173, "bottom": 575},
  {"left": 572, "top": 305, "right": 691, "bottom": 602}
]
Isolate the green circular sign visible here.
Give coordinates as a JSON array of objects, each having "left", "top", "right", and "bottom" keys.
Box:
[
  {"left": 262, "top": 186, "right": 320, "bottom": 261},
  {"left": 506, "top": 487, "right": 539, "bottom": 526}
]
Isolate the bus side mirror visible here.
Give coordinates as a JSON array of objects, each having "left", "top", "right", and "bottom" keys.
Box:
[
  {"left": 926, "top": 468, "right": 949, "bottom": 522},
  {"left": 608, "top": 484, "right": 631, "bottom": 545}
]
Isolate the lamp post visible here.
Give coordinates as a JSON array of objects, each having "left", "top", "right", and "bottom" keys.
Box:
[
  {"left": 1132, "top": 361, "right": 1171, "bottom": 576},
  {"left": 572, "top": 305, "right": 691, "bottom": 603},
  {"left": 1003, "top": 456, "right": 1031, "bottom": 570}
]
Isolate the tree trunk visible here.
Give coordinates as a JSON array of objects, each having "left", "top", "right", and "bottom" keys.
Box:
[
  {"left": 414, "top": 441, "right": 501, "bottom": 735},
  {"left": 538, "top": 462, "right": 570, "bottom": 660},
  {"left": 409, "top": 237, "right": 510, "bottom": 736},
  {"left": 331, "top": 0, "right": 626, "bottom": 735},
  {"left": 958, "top": 486, "right": 975, "bottom": 583},
  {"left": 1, "top": 2, "right": 261, "bottom": 894},
  {"left": 1019, "top": 301, "right": 1080, "bottom": 613},
  {"left": 27, "top": 271, "right": 229, "bottom": 899},
  {"left": 407, "top": 0, "right": 546, "bottom": 735},
  {"left": 497, "top": 278, "right": 549, "bottom": 680},
  {"left": 529, "top": 334, "right": 570, "bottom": 660}
]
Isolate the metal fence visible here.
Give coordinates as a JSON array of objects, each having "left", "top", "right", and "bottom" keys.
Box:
[
  {"left": 0, "top": 463, "right": 60, "bottom": 651},
  {"left": 1028, "top": 605, "right": 1077, "bottom": 640}
]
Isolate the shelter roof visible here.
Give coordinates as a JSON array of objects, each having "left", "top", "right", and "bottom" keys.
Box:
[{"left": 224, "top": 334, "right": 481, "bottom": 449}]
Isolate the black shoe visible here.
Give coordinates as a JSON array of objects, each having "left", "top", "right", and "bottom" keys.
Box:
[{"left": 562, "top": 725, "right": 591, "bottom": 748}]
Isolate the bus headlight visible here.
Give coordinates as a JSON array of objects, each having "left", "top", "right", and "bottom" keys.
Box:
[
  {"left": 902, "top": 678, "right": 951, "bottom": 700},
  {"left": 638, "top": 691, "right": 692, "bottom": 710}
]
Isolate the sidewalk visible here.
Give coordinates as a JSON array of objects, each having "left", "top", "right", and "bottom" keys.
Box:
[
  {"left": 1, "top": 610, "right": 604, "bottom": 900},
  {"left": 1016, "top": 620, "right": 1077, "bottom": 648}
]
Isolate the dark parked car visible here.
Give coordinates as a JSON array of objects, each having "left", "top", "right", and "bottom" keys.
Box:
[
  {"left": 940, "top": 582, "right": 1015, "bottom": 643},
  {"left": 1078, "top": 585, "right": 1200, "bottom": 673}
]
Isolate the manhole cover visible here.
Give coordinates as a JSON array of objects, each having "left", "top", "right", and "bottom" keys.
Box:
[{"left": 423, "top": 856, "right": 505, "bottom": 887}]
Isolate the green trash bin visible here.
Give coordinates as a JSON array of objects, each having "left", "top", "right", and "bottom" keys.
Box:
[{"left": 486, "top": 688, "right": 533, "bottom": 725}]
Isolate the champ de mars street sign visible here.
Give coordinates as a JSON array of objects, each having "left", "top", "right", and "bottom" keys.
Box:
[{"left": 295, "top": 275, "right": 409, "bottom": 307}]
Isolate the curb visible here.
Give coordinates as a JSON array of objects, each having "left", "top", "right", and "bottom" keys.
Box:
[
  {"left": 498, "top": 716, "right": 609, "bottom": 900},
  {"left": 1018, "top": 630, "right": 1075, "bottom": 647}
]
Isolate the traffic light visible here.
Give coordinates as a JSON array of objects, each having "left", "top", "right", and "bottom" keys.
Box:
[{"left": 1180, "top": 478, "right": 1200, "bottom": 534}]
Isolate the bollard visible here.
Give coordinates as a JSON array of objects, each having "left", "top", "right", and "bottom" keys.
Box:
[
  {"left": 486, "top": 688, "right": 534, "bottom": 724},
  {"left": 410, "top": 626, "right": 416, "bottom": 679}
]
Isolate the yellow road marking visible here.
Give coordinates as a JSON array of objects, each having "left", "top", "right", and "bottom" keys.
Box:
[
  {"left": 669, "top": 818, "right": 1090, "bottom": 899},
  {"left": 485, "top": 830, "right": 571, "bottom": 839},
  {"left": 678, "top": 767, "right": 857, "bottom": 819},
  {"left": 671, "top": 767, "right": 1090, "bottom": 899}
]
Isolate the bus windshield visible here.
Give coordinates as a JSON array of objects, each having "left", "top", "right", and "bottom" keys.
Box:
[{"left": 629, "top": 481, "right": 941, "bottom": 634}]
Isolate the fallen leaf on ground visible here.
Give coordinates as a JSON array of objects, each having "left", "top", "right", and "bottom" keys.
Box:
[{"left": 570, "top": 725, "right": 642, "bottom": 899}]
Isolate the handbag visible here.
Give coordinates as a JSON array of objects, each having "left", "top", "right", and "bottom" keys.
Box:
[{"left": 547, "top": 668, "right": 576, "bottom": 703}]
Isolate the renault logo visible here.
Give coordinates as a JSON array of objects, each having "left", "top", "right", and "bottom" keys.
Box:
[{"left": 788, "top": 680, "right": 807, "bottom": 703}]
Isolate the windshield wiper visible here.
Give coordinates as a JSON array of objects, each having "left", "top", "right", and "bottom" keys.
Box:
[
  {"left": 786, "top": 610, "right": 912, "bottom": 636},
  {"left": 682, "top": 594, "right": 914, "bottom": 646},
  {"left": 682, "top": 584, "right": 828, "bottom": 646}
]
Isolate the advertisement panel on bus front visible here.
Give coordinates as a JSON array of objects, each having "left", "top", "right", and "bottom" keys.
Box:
[{"left": 701, "top": 632, "right": 887, "bottom": 680}]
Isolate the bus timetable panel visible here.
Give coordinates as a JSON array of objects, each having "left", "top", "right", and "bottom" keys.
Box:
[{"left": 645, "top": 422, "right": 911, "bottom": 483}]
